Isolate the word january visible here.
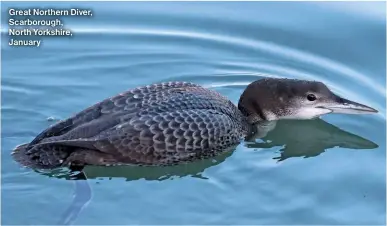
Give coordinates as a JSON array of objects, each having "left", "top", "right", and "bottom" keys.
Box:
[{"left": 9, "top": 39, "right": 41, "bottom": 47}]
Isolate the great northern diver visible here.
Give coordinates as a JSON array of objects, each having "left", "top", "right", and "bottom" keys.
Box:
[{"left": 12, "top": 78, "right": 377, "bottom": 169}]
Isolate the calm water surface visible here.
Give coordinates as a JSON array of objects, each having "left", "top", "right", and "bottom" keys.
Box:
[{"left": 1, "top": 1, "right": 386, "bottom": 225}]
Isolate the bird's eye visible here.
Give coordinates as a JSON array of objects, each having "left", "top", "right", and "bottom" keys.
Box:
[{"left": 307, "top": 94, "right": 316, "bottom": 101}]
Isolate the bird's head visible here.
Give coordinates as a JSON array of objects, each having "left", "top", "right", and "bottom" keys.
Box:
[{"left": 238, "top": 78, "right": 378, "bottom": 123}]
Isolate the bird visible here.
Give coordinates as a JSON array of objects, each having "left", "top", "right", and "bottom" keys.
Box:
[{"left": 12, "top": 78, "right": 378, "bottom": 170}]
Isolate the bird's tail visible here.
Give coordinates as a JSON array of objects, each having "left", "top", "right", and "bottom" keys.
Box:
[{"left": 11, "top": 143, "right": 71, "bottom": 169}]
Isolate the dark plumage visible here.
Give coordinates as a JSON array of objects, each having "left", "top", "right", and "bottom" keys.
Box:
[
  {"left": 13, "top": 81, "right": 249, "bottom": 169},
  {"left": 12, "top": 78, "right": 377, "bottom": 169}
]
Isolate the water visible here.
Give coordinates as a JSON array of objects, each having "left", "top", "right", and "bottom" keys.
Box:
[{"left": 1, "top": 1, "right": 386, "bottom": 225}]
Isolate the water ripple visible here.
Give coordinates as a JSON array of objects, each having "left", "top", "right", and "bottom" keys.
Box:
[{"left": 68, "top": 27, "right": 383, "bottom": 94}]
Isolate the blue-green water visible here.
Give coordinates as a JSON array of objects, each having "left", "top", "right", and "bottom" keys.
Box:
[{"left": 1, "top": 1, "right": 386, "bottom": 225}]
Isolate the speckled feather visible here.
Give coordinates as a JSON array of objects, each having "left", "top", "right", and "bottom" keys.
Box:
[{"left": 14, "top": 82, "right": 250, "bottom": 168}]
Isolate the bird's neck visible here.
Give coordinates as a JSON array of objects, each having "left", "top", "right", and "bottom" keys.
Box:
[{"left": 238, "top": 97, "right": 278, "bottom": 124}]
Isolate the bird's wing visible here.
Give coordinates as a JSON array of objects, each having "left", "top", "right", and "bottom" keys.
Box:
[
  {"left": 26, "top": 81, "right": 244, "bottom": 162},
  {"left": 30, "top": 109, "right": 245, "bottom": 165},
  {"left": 27, "top": 82, "right": 202, "bottom": 148}
]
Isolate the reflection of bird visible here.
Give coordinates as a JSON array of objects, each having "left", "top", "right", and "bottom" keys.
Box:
[
  {"left": 40, "top": 118, "right": 377, "bottom": 181},
  {"left": 43, "top": 148, "right": 234, "bottom": 181},
  {"left": 12, "top": 78, "right": 378, "bottom": 169},
  {"left": 245, "top": 119, "right": 378, "bottom": 162},
  {"left": 40, "top": 117, "right": 378, "bottom": 225}
]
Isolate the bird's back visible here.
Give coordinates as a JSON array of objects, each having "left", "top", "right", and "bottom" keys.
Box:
[{"left": 13, "top": 82, "right": 249, "bottom": 169}]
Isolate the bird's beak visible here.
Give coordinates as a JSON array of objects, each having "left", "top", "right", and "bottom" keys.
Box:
[{"left": 320, "top": 95, "right": 378, "bottom": 114}]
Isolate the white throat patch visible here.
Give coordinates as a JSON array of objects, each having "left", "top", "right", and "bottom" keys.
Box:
[{"left": 281, "top": 107, "right": 332, "bottom": 120}]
